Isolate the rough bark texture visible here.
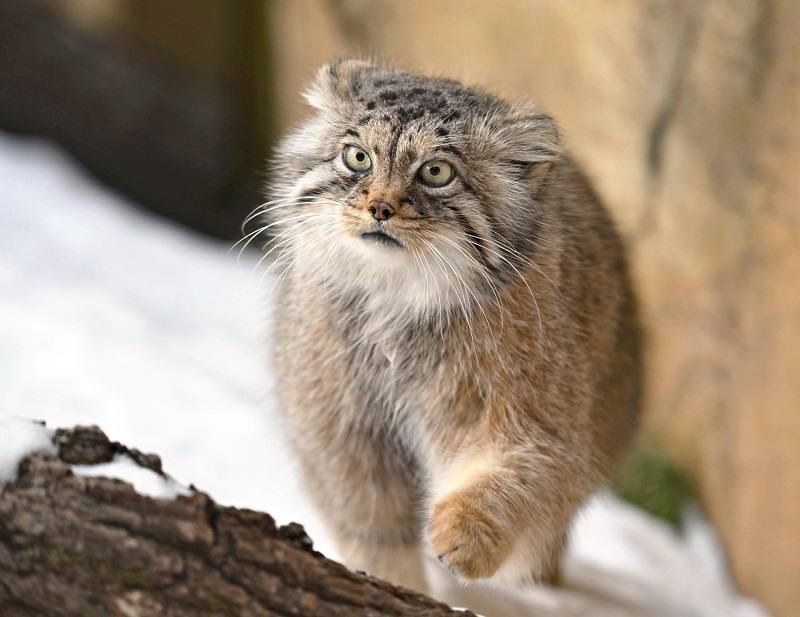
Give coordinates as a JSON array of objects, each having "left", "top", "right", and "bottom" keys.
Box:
[
  {"left": 270, "top": 3, "right": 800, "bottom": 615},
  {"left": 0, "top": 426, "right": 474, "bottom": 617}
]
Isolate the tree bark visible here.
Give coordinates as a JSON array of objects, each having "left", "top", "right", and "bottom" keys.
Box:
[{"left": 0, "top": 426, "right": 474, "bottom": 617}]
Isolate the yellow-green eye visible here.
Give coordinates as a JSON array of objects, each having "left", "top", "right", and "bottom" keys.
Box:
[
  {"left": 418, "top": 160, "right": 454, "bottom": 187},
  {"left": 342, "top": 145, "right": 372, "bottom": 172}
]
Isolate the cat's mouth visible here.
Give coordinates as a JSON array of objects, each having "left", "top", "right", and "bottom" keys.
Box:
[{"left": 360, "top": 229, "right": 403, "bottom": 248}]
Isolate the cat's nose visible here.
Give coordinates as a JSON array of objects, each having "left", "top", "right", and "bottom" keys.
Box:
[{"left": 368, "top": 199, "right": 395, "bottom": 221}]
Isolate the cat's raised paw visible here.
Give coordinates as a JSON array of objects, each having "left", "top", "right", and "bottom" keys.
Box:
[{"left": 428, "top": 492, "right": 511, "bottom": 579}]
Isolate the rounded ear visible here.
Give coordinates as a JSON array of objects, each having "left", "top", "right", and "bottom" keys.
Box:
[
  {"left": 303, "top": 58, "right": 375, "bottom": 110},
  {"left": 500, "top": 113, "right": 561, "bottom": 166}
]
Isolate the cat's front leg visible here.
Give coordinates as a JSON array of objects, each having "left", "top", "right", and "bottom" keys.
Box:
[
  {"left": 427, "top": 444, "right": 584, "bottom": 584},
  {"left": 287, "top": 409, "right": 429, "bottom": 593}
]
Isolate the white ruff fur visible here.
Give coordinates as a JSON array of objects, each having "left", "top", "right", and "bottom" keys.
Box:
[{"left": 290, "top": 222, "right": 476, "bottom": 323}]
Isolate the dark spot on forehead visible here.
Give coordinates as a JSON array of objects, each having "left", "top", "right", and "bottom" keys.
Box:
[
  {"left": 397, "top": 107, "right": 426, "bottom": 123},
  {"left": 438, "top": 145, "right": 462, "bottom": 157},
  {"left": 436, "top": 127, "right": 449, "bottom": 137},
  {"left": 353, "top": 70, "right": 502, "bottom": 128}
]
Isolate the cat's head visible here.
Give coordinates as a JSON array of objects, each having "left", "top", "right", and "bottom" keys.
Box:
[{"left": 262, "top": 60, "right": 560, "bottom": 316}]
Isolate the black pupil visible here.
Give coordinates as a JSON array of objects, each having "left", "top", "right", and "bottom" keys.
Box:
[
  {"left": 355, "top": 151, "right": 365, "bottom": 162},
  {"left": 430, "top": 165, "right": 440, "bottom": 176}
]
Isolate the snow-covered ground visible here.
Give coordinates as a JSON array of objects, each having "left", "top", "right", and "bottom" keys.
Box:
[
  {"left": 0, "top": 417, "right": 54, "bottom": 483},
  {"left": 0, "top": 132, "right": 769, "bottom": 617}
]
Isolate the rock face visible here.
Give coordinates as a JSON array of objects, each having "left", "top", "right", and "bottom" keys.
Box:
[{"left": 269, "top": 2, "right": 800, "bottom": 615}]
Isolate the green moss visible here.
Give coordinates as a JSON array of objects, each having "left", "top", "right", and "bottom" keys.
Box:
[{"left": 610, "top": 446, "right": 695, "bottom": 527}]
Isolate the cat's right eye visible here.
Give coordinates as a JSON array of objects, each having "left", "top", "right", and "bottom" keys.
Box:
[{"left": 342, "top": 145, "right": 372, "bottom": 173}]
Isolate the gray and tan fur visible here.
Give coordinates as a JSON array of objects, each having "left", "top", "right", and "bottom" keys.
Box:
[{"left": 259, "top": 60, "right": 641, "bottom": 593}]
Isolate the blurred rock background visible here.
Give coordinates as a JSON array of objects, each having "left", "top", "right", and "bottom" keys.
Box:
[{"left": 1, "top": 1, "right": 797, "bottom": 615}]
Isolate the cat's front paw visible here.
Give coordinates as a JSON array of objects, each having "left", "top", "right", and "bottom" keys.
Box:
[{"left": 428, "top": 492, "right": 511, "bottom": 579}]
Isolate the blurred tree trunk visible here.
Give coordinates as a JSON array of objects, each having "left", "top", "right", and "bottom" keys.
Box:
[
  {"left": 0, "top": 0, "right": 271, "bottom": 240},
  {"left": 0, "top": 426, "right": 473, "bottom": 617}
]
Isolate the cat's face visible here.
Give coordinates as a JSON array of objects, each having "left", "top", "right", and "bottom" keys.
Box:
[{"left": 263, "top": 60, "right": 560, "bottom": 317}]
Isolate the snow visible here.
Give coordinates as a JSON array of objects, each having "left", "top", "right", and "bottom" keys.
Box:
[
  {"left": 0, "top": 132, "right": 770, "bottom": 617},
  {"left": 72, "top": 454, "right": 192, "bottom": 499},
  {"left": 0, "top": 414, "right": 188, "bottom": 500},
  {"left": 0, "top": 417, "right": 55, "bottom": 484}
]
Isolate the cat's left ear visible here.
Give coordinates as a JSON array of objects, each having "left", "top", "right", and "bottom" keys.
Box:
[
  {"left": 500, "top": 113, "right": 561, "bottom": 180},
  {"left": 304, "top": 59, "right": 374, "bottom": 110}
]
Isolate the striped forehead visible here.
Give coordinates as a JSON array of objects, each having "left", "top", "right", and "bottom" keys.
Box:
[
  {"left": 360, "top": 121, "right": 435, "bottom": 174},
  {"left": 352, "top": 72, "right": 492, "bottom": 124}
]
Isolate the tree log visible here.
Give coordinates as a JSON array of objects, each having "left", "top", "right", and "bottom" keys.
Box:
[{"left": 0, "top": 426, "right": 474, "bottom": 617}]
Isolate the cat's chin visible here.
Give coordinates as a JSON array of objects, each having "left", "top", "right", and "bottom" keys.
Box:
[
  {"left": 360, "top": 229, "right": 403, "bottom": 249},
  {"left": 344, "top": 230, "right": 411, "bottom": 265}
]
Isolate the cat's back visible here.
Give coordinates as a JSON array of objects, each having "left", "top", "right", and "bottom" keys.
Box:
[{"left": 551, "top": 155, "right": 642, "bottom": 461}]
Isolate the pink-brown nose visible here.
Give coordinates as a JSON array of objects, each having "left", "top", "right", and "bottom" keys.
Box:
[{"left": 368, "top": 199, "right": 395, "bottom": 221}]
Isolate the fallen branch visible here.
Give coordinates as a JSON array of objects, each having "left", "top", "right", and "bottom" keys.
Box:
[{"left": 0, "top": 425, "right": 474, "bottom": 617}]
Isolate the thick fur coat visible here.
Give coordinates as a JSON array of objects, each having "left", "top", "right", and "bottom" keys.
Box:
[{"left": 260, "top": 60, "right": 641, "bottom": 593}]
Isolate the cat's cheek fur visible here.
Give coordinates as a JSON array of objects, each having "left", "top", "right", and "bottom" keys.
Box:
[{"left": 289, "top": 165, "right": 338, "bottom": 199}]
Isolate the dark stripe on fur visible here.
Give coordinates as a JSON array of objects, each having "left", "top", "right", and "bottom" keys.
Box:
[
  {"left": 443, "top": 204, "right": 500, "bottom": 279},
  {"left": 387, "top": 126, "right": 402, "bottom": 178},
  {"left": 436, "top": 145, "right": 463, "bottom": 157}
]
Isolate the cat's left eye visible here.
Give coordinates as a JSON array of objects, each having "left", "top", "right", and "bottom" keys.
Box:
[
  {"left": 342, "top": 145, "right": 372, "bottom": 172},
  {"left": 418, "top": 160, "right": 454, "bottom": 187}
]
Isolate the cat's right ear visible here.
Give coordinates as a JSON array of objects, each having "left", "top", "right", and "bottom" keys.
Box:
[{"left": 304, "top": 59, "right": 374, "bottom": 110}]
